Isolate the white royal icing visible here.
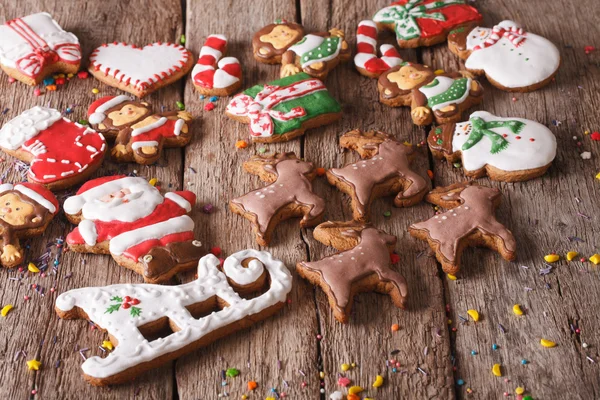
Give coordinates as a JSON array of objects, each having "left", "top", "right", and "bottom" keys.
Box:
[
  {"left": 223, "top": 252, "right": 265, "bottom": 286},
  {"left": 0, "top": 106, "right": 61, "bottom": 150},
  {"left": 164, "top": 192, "right": 191, "bottom": 212},
  {"left": 55, "top": 250, "right": 292, "bottom": 380},
  {"left": 14, "top": 183, "right": 57, "bottom": 213},
  {"left": 78, "top": 219, "right": 98, "bottom": 246},
  {"left": 452, "top": 111, "right": 557, "bottom": 172},
  {"left": 465, "top": 21, "right": 560, "bottom": 88},
  {"left": 89, "top": 95, "right": 131, "bottom": 125}
]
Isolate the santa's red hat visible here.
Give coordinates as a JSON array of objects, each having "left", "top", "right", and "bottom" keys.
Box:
[
  {"left": 0, "top": 182, "right": 59, "bottom": 214},
  {"left": 165, "top": 191, "right": 196, "bottom": 212},
  {"left": 88, "top": 95, "right": 131, "bottom": 125}
]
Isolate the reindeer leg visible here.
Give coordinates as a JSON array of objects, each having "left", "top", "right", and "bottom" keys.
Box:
[
  {"left": 479, "top": 221, "right": 517, "bottom": 260},
  {"left": 296, "top": 192, "right": 325, "bottom": 227},
  {"left": 394, "top": 170, "right": 428, "bottom": 207},
  {"left": 376, "top": 268, "right": 408, "bottom": 309}
]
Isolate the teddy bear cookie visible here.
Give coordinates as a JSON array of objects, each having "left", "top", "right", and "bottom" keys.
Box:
[
  {"left": 373, "top": 0, "right": 482, "bottom": 48},
  {"left": 0, "top": 12, "right": 81, "bottom": 85},
  {"left": 64, "top": 175, "right": 204, "bottom": 283},
  {"left": 378, "top": 62, "right": 483, "bottom": 126},
  {"left": 87, "top": 95, "right": 193, "bottom": 165},
  {"left": 55, "top": 249, "right": 292, "bottom": 386},
  {"left": 409, "top": 182, "right": 516, "bottom": 275},
  {"left": 88, "top": 41, "right": 193, "bottom": 97},
  {"left": 354, "top": 20, "right": 404, "bottom": 78},
  {"left": 327, "top": 129, "right": 429, "bottom": 221},
  {"left": 428, "top": 111, "right": 557, "bottom": 182},
  {"left": 297, "top": 221, "right": 408, "bottom": 323},
  {"left": 0, "top": 106, "right": 106, "bottom": 191},
  {"left": 226, "top": 72, "right": 341, "bottom": 143},
  {"left": 252, "top": 19, "right": 305, "bottom": 64},
  {"left": 0, "top": 182, "right": 58, "bottom": 268},
  {"left": 191, "top": 34, "right": 242, "bottom": 96},
  {"left": 447, "top": 21, "right": 560, "bottom": 92},
  {"left": 230, "top": 152, "right": 325, "bottom": 246}
]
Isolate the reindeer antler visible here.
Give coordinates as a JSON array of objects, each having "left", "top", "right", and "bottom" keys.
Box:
[{"left": 339, "top": 129, "right": 391, "bottom": 159}]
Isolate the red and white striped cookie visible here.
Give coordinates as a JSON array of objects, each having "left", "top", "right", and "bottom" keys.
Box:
[
  {"left": 354, "top": 20, "right": 404, "bottom": 78},
  {"left": 192, "top": 34, "right": 242, "bottom": 96}
]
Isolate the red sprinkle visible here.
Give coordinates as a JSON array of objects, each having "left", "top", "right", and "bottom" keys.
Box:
[
  {"left": 34, "top": 88, "right": 42, "bottom": 96},
  {"left": 584, "top": 46, "right": 596, "bottom": 54},
  {"left": 590, "top": 132, "right": 600, "bottom": 141},
  {"left": 211, "top": 247, "right": 222, "bottom": 256},
  {"left": 8, "top": 77, "right": 16, "bottom": 83},
  {"left": 77, "top": 71, "right": 89, "bottom": 79},
  {"left": 390, "top": 253, "right": 400, "bottom": 264},
  {"left": 337, "top": 376, "right": 351, "bottom": 387},
  {"left": 56, "top": 77, "right": 66, "bottom": 85},
  {"left": 204, "top": 103, "right": 215, "bottom": 111}
]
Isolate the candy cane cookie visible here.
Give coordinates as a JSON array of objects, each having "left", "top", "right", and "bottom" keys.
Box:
[
  {"left": 354, "top": 20, "right": 404, "bottom": 78},
  {"left": 192, "top": 34, "right": 242, "bottom": 96}
]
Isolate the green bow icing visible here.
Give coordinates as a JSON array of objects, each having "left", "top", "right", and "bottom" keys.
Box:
[
  {"left": 373, "top": 0, "right": 466, "bottom": 41},
  {"left": 462, "top": 117, "right": 526, "bottom": 154}
]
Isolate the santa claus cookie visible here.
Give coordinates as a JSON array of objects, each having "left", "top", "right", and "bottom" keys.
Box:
[
  {"left": 226, "top": 72, "right": 341, "bottom": 143},
  {"left": 0, "top": 182, "right": 58, "bottom": 268},
  {"left": 428, "top": 111, "right": 557, "bottom": 182},
  {"left": 448, "top": 21, "right": 560, "bottom": 92},
  {"left": 252, "top": 20, "right": 305, "bottom": 64},
  {"left": 87, "top": 95, "right": 193, "bottom": 165},
  {"left": 88, "top": 42, "right": 193, "bottom": 97},
  {"left": 373, "top": 0, "right": 482, "bottom": 49},
  {"left": 55, "top": 249, "right": 292, "bottom": 386},
  {"left": 192, "top": 34, "right": 242, "bottom": 96},
  {"left": 354, "top": 20, "right": 404, "bottom": 78},
  {"left": 0, "top": 106, "right": 106, "bottom": 191},
  {"left": 378, "top": 63, "right": 483, "bottom": 126},
  {"left": 64, "top": 175, "right": 204, "bottom": 283},
  {"left": 409, "top": 182, "right": 516, "bottom": 275},
  {"left": 327, "top": 129, "right": 428, "bottom": 221},
  {"left": 297, "top": 221, "right": 408, "bottom": 323},
  {"left": 230, "top": 153, "right": 325, "bottom": 246},
  {"left": 0, "top": 12, "right": 81, "bottom": 85}
]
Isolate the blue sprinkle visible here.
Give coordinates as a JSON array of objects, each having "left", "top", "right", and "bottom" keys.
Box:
[
  {"left": 199, "top": 95, "right": 205, "bottom": 100},
  {"left": 43, "top": 77, "right": 55, "bottom": 86},
  {"left": 471, "top": 350, "right": 477, "bottom": 356},
  {"left": 492, "top": 344, "right": 499, "bottom": 350},
  {"left": 457, "top": 379, "right": 464, "bottom": 386},
  {"left": 209, "top": 96, "right": 218, "bottom": 102},
  {"left": 392, "top": 367, "right": 397, "bottom": 373},
  {"left": 521, "top": 359, "right": 528, "bottom": 365}
]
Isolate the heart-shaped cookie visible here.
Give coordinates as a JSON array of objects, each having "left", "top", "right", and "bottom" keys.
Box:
[{"left": 89, "top": 42, "right": 193, "bottom": 97}]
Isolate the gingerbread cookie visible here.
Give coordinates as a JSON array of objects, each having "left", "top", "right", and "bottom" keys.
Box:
[
  {"left": 230, "top": 153, "right": 325, "bottom": 246},
  {"left": 0, "top": 182, "right": 58, "bottom": 268},
  {"left": 252, "top": 20, "right": 305, "bottom": 65},
  {"left": 87, "top": 95, "right": 193, "bottom": 165},
  {"left": 327, "top": 129, "right": 428, "bottom": 221},
  {"left": 192, "top": 34, "right": 242, "bottom": 96},
  {"left": 0, "top": 12, "right": 81, "bottom": 85},
  {"left": 0, "top": 106, "right": 106, "bottom": 190},
  {"left": 55, "top": 249, "right": 292, "bottom": 386},
  {"left": 64, "top": 176, "right": 204, "bottom": 283},
  {"left": 448, "top": 21, "right": 560, "bottom": 92},
  {"left": 378, "top": 63, "right": 483, "bottom": 126},
  {"left": 297, "top": 221, "right": 408, "bottom": 323},
  {"left": 354, "top": 20, "right": 404, "bottom": 78},
  {"left": 428, "top": 111, "right": 557, "bottom": 182},
  {"left": 373, "top": 0, "right": 482, "bottom": 48},
  {"left": 409, "top": 182, "right": 516, "bottom": 275},
  {"left": 226, "top": 72, "right": 342, "bottom": 143},
  {"left": 88, "top": 42, "right": 193, "bottom": 97}
]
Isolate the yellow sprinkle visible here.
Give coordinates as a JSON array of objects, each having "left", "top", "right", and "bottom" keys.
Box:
[
  {"left": 67, "top": 73, "right": 74, "bottom": 78},
  {"left": 585, "top": 130, "right": 590, "bottom": 135},
  {"left": 266, "top": 397, "right": 275, "bottom": 400},
  {"left": 341, "top": 363, "right": 350, "bottom": 372},
  {"left": 512, "top": 304, "right": 524, "bottom": 316},
  {"left": 351, "top": 362, "right": 356, "bottom": 367},
  {"left": 91, "top": 88, "right": 99, "bottom": 94},
  {"left": 148, "top": 178, "right": 158, "bottom": 186},
  {"left": 566, "top": 251, "right": 578, "bottom": 261},
  {"left": 372, "top": 375, "right": 384, "bottom": 388},
  {"left": 348, "top": 386, "right": 364, "bottom": 395},
  {"left": 434, "top": 69, "right": 445, "bottom": 75},
  {"left": 101, "top": 340, "right": 114, "bottom": 350},
  {"left": 28, "top": 263, "right": 39, "bottom": 273},
  {"left": 515, "top": 387, "right": 525, "bottom": 395},
  {"left": 1, "top": 304, "right": 13, "bottom": 317},
  {"left": 596, "top": 172, "right": 600, "bottom": 180},
  {"left": 491, "top": 363, "right": 502, "bottom": 377},
  {"left": 589, "top": 254, "right": 600, "bottom": 265},
  {"left": 241, "top": 395, "right": 247, "bottom": 400},
  {"left": 540, "top": 338, "right": 557, "bottom": 348},
  {"left": 26, "top": 359, "right": 42, "bottom": 371},
  {"left": 447, "top": 273, "right": 457, "bottom": 280},
  {"left": 448, "top": 319, "right": 452, "bottom": 325},
  {"left": 544, "top": 254, "right": 560, "bottom": 263},
  {"left": 467, "top": 309, "right": 480, "bottom": 322},
  {"left": 319, "top": 371, "right": 325, "bottom": 379},
  {"left": 403, "top": 141, "right": 412, "bottom": 146}
]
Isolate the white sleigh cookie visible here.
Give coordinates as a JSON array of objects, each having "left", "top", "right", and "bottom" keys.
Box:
[
  {"left": 55, "top": 250, "right": 292, "bottom": 386},
  {"left": 428, "top": 111, "right": 557, "bottom": 182},
  {"left": 448, "top": 20, "right": 560, "bottom": 91}
]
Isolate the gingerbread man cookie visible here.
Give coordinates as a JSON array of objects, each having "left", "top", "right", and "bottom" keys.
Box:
[
  {"left": 297, "top": 221, "right": 408, "bottom": 323},
  {"left": 55, "top": 250, "right": 292, "bottom": 386},
  {"left": 409, "top": 182, "right": 516, "bottom": 275},
  {"left": 0, "top": 106, "right": 107, "bottom": 190},
  {"left": 0, "top": 12, "right": 81, "bottom": 85},
  {"left": 0, "top": 182, "right": 58, "bottom": 268},
  {"left": 354, "top": 20, "right": 404, "bottom": 78},
  {"left": 327, "top": 130, "right": 429, "bottom": 221},
  {"left": 230, "top": 153, "right": 325, "bottom": 246},
  {"left": 448, "top": 21, "right": 560, "bottom": 92},
  {"left": 252, "top": 20, "right": 305, "bottom": 64},
  {"left": 64, "top": 176, "right": 204, "bottom": 283},
  {"left": 378, "top": 63, "right": 483, "bottom": 126},
  {"left": 373, "top": 0, "right": 482, "bottom": 48},
  {"left": 428, "top": 111, "right": 557, "bottom": 182},
  {"left": 87, "top": 95, "right": 193, "bottom": 165},
  {"left": 192, "top": 34, "right": 242, "bottom": 96}
]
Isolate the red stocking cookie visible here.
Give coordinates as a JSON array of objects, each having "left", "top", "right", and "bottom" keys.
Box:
[
  {"left": 409, "top": 182, "right": 516, "bottom": 275},
  {"left": 297, "top": 221, "right": 408, "bottom": 323},
  {"left": 87, "top": 95, "right": 193, "bottom": 165},
  {"left": 192, "top": 34, "right": 242, "bottom": 96},
  {"left": 0, "top": 182, "right": 58, "bottom": 268},
  {"left": 327, "top": 130, "right": 428, "bottom": 221},
  {"left": 230, "top": 153, "right": 325, "bottom": 246},
  {"left": 64, "top": 176, "right": 204, "bottom": 283},
  {"left": 354, "top": 20, "right": 404, "bottom": 78},
  {"left": 0, "top": 106, "right": 106, "bottom": 190}
]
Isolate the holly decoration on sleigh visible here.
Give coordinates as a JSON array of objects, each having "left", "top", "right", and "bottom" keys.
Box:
[{"left": 105, "top": 296, "right": 142, "bottom": 317}]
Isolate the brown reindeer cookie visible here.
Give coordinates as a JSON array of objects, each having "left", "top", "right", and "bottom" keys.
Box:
[
  {"left": 230, "top": 153, "right": 325, "bottom": 246},
  {"left": 0, "top": 183, "right": 58, "bottom": 268},
  {"left": 378, "top": 63, "right": 483, "bottom": 126},
  {"left": 409, "top": 182, "right": 516, "bottom": 275},
  {"left": 297, "top": 221, "right": 408, "bottom": 323},
  {"left": 252, "top": 20, "right": 305, "bottom": 65},
  {"left": 327, "top": 129, "right": 429, "bottom": 222}
]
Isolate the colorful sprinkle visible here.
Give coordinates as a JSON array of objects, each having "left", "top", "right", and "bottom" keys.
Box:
[
  {"left": 247, "top": 380, "right": 257, "bottom": 390},
  {"left": 372, "top": 375, "right": 384, "bottom": 388},
  {"left": 204, "top": 102, "right": 215, "bottom": 111},
  {"left": 28, "top": 263, "right": 40, "bottom": 273},
  {"left": 91, "top": 88, "right": 99, "bottom": 94},
  {"left": 26, "top": 359, "right": 42, "bottom": 371},
  {"left": 589, "top": 254, "right": 600, "bottom": 265},
  {"left": 391, "top": 323, "right": 400, "bottom": 332},
  {"left": 1, "top": 304, "right": 13, "bottom": 317},
  {"left": 467, "top": 309, "right": 480, "bottom": 322},
  {"left": 513, "top": 304, "right": 524, "bottom": 316},
  {"left": 101, "top": 341, "right": 114, "bottom": 350},
  {"left": 492, "top": 363, "right": 502, "bottom": 377},
  {"left": 316, "top": 167, "right": 326, "bottom": 176},
  {"left": 540, "top": 338, "right": 557, "bottom": 348},
  {"left": 348, "top": 386, "right": 363, "bottom": 395},
  {"left": 225, "top": 368, "right": 240, "bottom": 377},
  {"left": 566, "top": 251, "right": 578, "bottom": 261},
  {"left": 544, "top": 254, "right": 560, "bottom": 263},
  {"left": 235, "top": 140, "right": 248, "bottom": 149}
]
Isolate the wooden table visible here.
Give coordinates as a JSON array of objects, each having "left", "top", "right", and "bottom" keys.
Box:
[{"left": 0, "top": 0, "right": 598, "bottom": 399}]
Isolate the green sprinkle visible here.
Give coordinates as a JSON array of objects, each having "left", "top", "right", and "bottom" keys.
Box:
[
  {"left": 180, "top": 34, "right": 186, "bottom": 45},
  {"left": 383, "top": 211, "right": 392, "bottom": 217},
  {"left": 176, "top": 101, "right": 185, "bottom": 110},
  {"left": 453, "top": 162, "right": 462, "bottom": 168},
  {"left": 226, "top": 368, "right": 240, "bottom": 377},
  {"left": 258, "top": 147, "right": 267, "bottom": 154},
  {"left": 78, "top": 119, "right": 89, "bottom": 125},
  {"left": 436, "top": 138, "right": 443, "bottom": 145}
]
